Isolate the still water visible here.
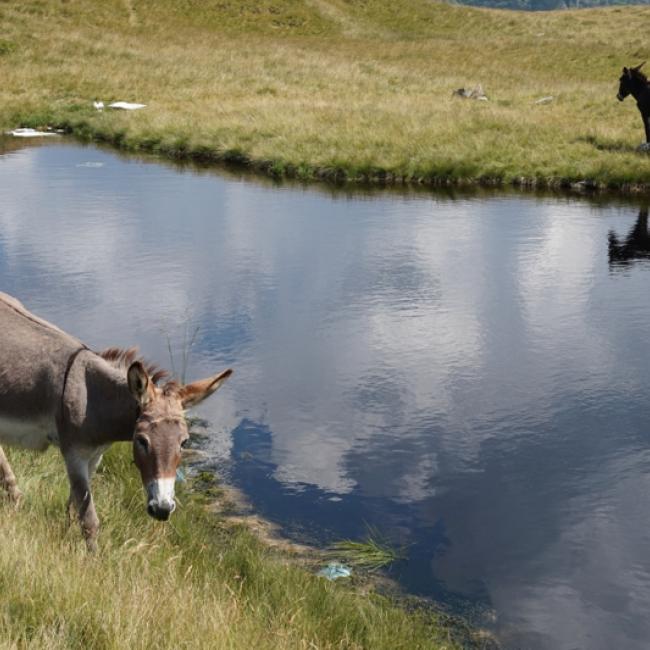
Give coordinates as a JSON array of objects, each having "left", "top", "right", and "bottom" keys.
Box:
[{"left": 2, "top": 140, "right": 650, "bottom": 649}]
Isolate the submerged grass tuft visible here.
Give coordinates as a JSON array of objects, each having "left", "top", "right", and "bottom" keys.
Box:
[{"left": 330, "top": 527, "right": 405, "bottom": 571}]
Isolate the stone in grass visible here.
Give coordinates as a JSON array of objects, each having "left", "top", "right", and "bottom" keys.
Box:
[
  {"left": 452, "top": 84, "right": 488, "bottom": 101},
  {"left": 637, "top": 143, "right": 650, "bottom": 153}
]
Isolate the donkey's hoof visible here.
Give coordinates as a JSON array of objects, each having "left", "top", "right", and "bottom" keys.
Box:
[
  {"left": 7, "top": 488, "right": 23, "bottom": 508},
  {"left": 65, "top": 499, "right": 75, "bottom": 527}
]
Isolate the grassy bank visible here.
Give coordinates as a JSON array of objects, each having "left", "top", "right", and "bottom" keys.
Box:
[
  {"left": 1, "top": 0, "right": 650, "bottom": 190},
  {"left": 0, "top": 444, "right": 465, "bottom": 650}
]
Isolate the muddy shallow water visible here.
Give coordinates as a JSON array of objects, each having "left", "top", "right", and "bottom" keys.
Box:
[{"left": 2, "top": 140, "right": 650, "bottom": 649}]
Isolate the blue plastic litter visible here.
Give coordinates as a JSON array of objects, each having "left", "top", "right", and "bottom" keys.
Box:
[
  {"left": 317, "top": 562, "right": 352, "bottom": 580},
  {"left": 176, "top": 468, "right": 186, "bottom": 483}
]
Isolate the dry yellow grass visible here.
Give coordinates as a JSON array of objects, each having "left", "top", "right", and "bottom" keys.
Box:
[{"left": 2, "top": 0, "right": 650, "bottom": 187}]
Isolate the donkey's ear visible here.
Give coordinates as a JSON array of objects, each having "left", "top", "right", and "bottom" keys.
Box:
[
  {"left": 624, "top": 66, "right": 630, "bottom": 75},
  {"left": 178, "top": 368, "right": 233, "bottom": 408},
  {"left": 127, "top": 361, "right": 151, "bottom": 406},
  {"left": 635, "top": 61, "right": 646, "bottom": 71}
]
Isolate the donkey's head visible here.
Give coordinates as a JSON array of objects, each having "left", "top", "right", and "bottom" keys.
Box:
[
  {"left": 618, "top": 62, "right": 646, "bottom": 101},
  {"left": 127, "top": 362, "right": 232, "bottom": 521}
]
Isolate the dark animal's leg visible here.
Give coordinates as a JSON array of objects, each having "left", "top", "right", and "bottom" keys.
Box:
[
  {"left": 65, "top": 493, "right": 75, "bottom": 527},
  {"left": 63, "top": 448, "right": 100, "bottom": 552},
  {"left": 645, "top": 114, "right": 650, "bottom": 143},
  {"left": 0, "top": 445, "right": 22, "bottom": 505}
]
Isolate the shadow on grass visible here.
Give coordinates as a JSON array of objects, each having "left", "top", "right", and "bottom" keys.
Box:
[{"left": 576, "top": 135, "right": 640, "bottom": 154}]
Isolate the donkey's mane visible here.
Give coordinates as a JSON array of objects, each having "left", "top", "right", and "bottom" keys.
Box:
[{"left": 99, "top": 347, "right": 171, "bottom": 386}]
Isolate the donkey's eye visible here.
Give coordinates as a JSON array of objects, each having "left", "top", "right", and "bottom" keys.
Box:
[
  {"left": 135, "top": 435, "right": 150, "bottom": 452},
  {"left": 180, "top": 438, "right": 190, "bottom": 449}
]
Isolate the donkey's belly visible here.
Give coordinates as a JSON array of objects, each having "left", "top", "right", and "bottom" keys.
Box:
[{"left": 0, "top": 415, "right": 57, "bottom": 451}]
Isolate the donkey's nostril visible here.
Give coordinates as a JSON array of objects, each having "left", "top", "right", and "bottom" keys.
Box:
[{"left": 147, "top": 502, "right": 173, "bottom": 521}]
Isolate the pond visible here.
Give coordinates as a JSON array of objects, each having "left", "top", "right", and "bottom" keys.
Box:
[{"left": 2, "top": 139, "right": 650, "bottom": 650}]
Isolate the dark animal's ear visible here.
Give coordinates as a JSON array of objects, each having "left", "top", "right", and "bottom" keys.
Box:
[
  {"left": 625, "top": 67, "right": 632, "bottom": 78},
  {"left": 178, "top": 368, "right": 233, "bottom": 408},
  {"left": 127, "top": 361, "right": 151, "bottom": 406},
  {"left": 635, "top": 61, "right": 646, "bottom": 71}
]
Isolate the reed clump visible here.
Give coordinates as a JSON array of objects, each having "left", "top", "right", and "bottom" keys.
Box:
[
  {"left": 329, "top": 527, "right": 404, "bottom": 571},
  {"left": 1, "top": 0, "right": 650, "bottom": 189}
]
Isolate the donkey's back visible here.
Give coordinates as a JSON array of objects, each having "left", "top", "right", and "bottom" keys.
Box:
[{"left": 0, "top": 292, "right": 81, "bottom": 450}]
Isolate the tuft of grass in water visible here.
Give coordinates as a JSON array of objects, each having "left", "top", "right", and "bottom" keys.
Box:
[
  {"left": 0, "top": 444, "right": 459, "bottom": 650},
  {"left": 330, "top": 527, "right": 404, "bottom": 571},
  {"left": 1, "top": 0, "right": 650, "bottom": 190},
  {"left": 164, "top": 321, "right": 200, "bottom": 384}
]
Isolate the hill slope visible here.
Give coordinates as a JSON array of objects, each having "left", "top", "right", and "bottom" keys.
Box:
[{"left": 1, "top": 0, "right": 650, "bottom": 189}]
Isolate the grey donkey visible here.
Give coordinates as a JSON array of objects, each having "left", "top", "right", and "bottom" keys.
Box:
[{"left": 0, "top": 292, "right": 232, "bottom": 551}]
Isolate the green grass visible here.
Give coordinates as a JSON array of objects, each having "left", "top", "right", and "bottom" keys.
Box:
[
  {"left": 0, "top": 444, "right": 461, "bottom": 650},
  {"left": 2, "top": 0, "right": 650, "bottom": 190}
]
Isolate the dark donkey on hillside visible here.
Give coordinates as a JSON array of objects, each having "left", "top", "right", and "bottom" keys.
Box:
[
  {"left": 0, "top": 292, "right": 232, "bottom": 551},
  {"left": 617, "top": 62, "right": 650, "bottom": 144}
]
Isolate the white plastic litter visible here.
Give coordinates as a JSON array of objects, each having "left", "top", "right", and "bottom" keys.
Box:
[
  {"left": 108, "top": 102, "right": 146, "bottom": 111},
  {"left": 317, "top": 563, "right": 352, "bottom": 580},
  {"left": 93, "top": 100, "right": 104, "bottom": 111},
  {"left": 535, "top": 96, "right": 554, "bottom": 105},
  {"left": 5, "top": 128, "right": 59, "bottom": 138}
]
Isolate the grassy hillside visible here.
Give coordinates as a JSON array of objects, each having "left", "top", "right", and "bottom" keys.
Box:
[
  {"left": 0, "top": 444, "right": 463, "bottom": 650},
  {"left": 1, "top": 0, "right": 649, "bottom": 185}
]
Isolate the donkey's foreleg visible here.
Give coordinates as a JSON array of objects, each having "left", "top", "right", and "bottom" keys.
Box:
[
  {"left": 0, "top": 445, "right": 22, "bottom": 505},
  {"left": 63, "top": 449, "right": 100, "bottom": 552},
  {"left": 87, "top": 447, "right": 107, "bottom": 479},
  {"left": 66, "top": 446, "right": 106, "bottom": 529}
]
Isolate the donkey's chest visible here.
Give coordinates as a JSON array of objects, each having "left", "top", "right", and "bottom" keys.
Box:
[
  {"left": 636, "top": 97, "right": 650, "bottom": 112},
  {"left": 0, "top": 415, "right": 58, "bottom": 451}
]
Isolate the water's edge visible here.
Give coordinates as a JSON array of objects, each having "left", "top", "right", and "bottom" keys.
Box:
[{"left": 5, "top": 124, "right": 650, "bottom": 199}]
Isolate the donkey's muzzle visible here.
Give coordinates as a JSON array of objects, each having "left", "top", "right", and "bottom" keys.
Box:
[
  {"left": 147, "top": 502, "right": 174, "bottom": 521},
  {"left": 617, "top": 93, "right": 625, "bottom": 102},
  {"left": 145, "top": 478, "right": 176, "bottom": 521}
]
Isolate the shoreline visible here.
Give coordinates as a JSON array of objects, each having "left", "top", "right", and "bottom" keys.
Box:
[
  {"left": 0, "top": 443, "right": 481, "bottom": 649},
  {"left": 7, "top": 124, "right": 650, "bottom": 202},
  {"left": 49, "top": 125, "right": 650, "bottom": 199},
  {"left": 183, "top": 450, "right": 501, "bottom": 650}
]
